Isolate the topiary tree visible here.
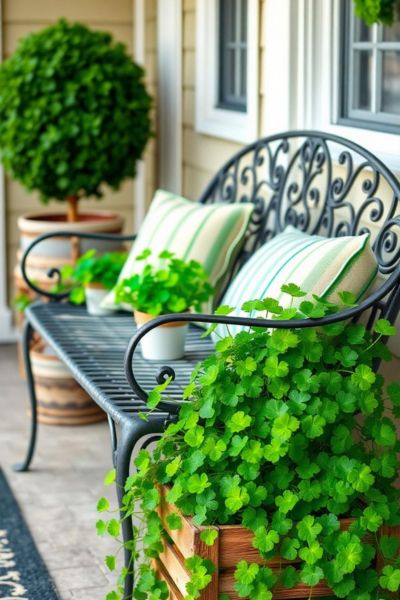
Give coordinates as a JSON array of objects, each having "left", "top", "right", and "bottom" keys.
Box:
[{"left": 0, "top": 19, "right": 152, "bottom": 221}]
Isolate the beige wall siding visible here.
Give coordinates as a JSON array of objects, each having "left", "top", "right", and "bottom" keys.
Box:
[
  {"left": 144, "top": 0, "right": 158, "bottom": 210},
  {"left": 2, "top": 0, "right": 154, "bottom": 300}
]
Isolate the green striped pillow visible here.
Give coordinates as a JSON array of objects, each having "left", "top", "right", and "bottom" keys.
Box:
[
  {"left": 217, "top": 226, "right": 378, "bottom": 337},
  {"left": 102, "top": 189, "right": 254, "bottom": 311}
]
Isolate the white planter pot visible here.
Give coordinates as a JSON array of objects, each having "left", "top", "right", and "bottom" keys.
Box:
[
  {"left": 85, "top": 286, "right": 114, "bottom": 316},
  {"left": 134, "top": 310, "right": 189, "bottom": 360}
]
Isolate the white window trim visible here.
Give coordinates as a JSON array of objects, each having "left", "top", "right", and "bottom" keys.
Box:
[
  {"left": 196, "top": 0, "right": 259, "bottom": 144},
  {"left": 263, "top": 0, "right": 400, "bottom": 173}
]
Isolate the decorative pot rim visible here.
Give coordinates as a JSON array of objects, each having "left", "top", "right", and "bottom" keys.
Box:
[
  {"left": 18, "top": 210, "right": 124, "bottom": 233},
  {"left": 134, "top": 309, "right": 190, "bottom": 329}
]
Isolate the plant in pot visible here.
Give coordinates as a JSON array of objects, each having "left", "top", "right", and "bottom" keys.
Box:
[
  {"left": 98, "top": 286, "right": 400, "bottom": 600},
  {"left": 114, "top": 249, "right": 214, "bottom": 361},
  {"left": 0, "top": 18, "right": 152, "bottom": 294},
  {"left": 61, "top": 249, "right": 127, "bottom": 316}
]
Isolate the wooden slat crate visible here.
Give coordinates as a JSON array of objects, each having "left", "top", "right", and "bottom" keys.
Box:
[{"left": 156, "top": 486, "right": 400, "bottom": 600}]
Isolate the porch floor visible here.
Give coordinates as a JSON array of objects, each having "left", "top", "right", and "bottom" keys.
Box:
[{"left": 0, "top": 344, "right": 120, "bottom": 600}]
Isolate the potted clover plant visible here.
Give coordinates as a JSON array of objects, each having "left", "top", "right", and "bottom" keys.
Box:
[
  {"left": 98, "top": 286, "right": 400, "bottom": 600},
  {"left": 114, "top": 249, "right": 213, "bottom": 360},
  {"left": 62, "top": 250, "right": 127, "bottom": 316}
]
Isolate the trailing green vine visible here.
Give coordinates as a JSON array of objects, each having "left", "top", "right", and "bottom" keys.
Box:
[{"left": 98, "top": 286, "right": 400, "bottom": 599}]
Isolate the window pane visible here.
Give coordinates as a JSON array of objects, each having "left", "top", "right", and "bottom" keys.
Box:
[
  {"left": 382, "top": 21, "right": 400, "bottom": 42},
  {"left": 354, "top": 17, "right": 372, "bottom": 42},
  {"left": 381, "top": 50, "right": 400, "bottom": 114},
  {"left": 352, "top": 50, "right": 372, "bottom": 110},
  {"left": 218, "top": 0, "right": 247, "bottom": 112}
]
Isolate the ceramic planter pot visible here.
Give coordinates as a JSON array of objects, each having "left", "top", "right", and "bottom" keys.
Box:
[
  {"left": 85, "top": 283, "right": 113, "bottom": 316},
  {"left": 134, "top": 310, "right": 189, "bottom": 361}
]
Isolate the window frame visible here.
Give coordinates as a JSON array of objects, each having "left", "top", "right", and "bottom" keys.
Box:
[
  {"left": 262, "top": 0, "right": 400, "bottom": 173},
  {"left": 339, "top": 1, "right": 400, "bottom": 134},
  {"left": 195, "top": 0, "right": 259, "bottom": 144}
]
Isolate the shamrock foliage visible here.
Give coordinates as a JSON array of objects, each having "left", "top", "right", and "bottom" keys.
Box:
[{"left": 99, "top": 287, "right": 400, "bottom": 599}]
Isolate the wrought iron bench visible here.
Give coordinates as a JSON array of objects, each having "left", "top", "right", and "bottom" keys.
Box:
[{"left": 16, "top": 131, "right": 400, "bottom": 599}]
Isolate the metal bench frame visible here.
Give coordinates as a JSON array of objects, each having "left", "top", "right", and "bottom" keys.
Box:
[{"left": 16, "top": 131, "right": 400, "bottom": 599}]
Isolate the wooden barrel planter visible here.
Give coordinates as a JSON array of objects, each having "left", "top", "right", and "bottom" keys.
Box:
[
  {"left": 30, "top": 340, "right": 106, "bottom": 426},
  {"left": 14, "top": 209, "right": 126, "bottom": 420},
  {"left": 156, "top": 486, "right": 400, "bottom": 600}
]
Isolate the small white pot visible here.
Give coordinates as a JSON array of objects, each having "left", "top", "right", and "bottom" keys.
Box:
[
  {"left": 134, "top": 310, "right": 189, "bottom": 360},
  {"left": 85, "top": 285, "right": 114, "bottom": 316}
]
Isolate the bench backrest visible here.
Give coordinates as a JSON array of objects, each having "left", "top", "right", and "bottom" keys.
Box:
[{"left": 198, "top": 130, "right": 400, "bottom": 325}]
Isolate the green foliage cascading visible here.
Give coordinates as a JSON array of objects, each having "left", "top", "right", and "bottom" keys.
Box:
[
  {"left": 98, "top": 286, "right": 400, "bottom": 600},
  {"left": 0, "top": 19, "right": 152, "bottom": 203}
]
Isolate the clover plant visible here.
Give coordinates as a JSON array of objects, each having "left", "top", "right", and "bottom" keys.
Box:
[
  {"left": 0, "top": 19, "right": 152, "bottom": 220},
  {"left": 62, "top": 249, "right": 127, "bottom": 305},
  {"left": 353, "top": 0, "right": 398, "bottom": 25},
  {"left": 98, "top": 286, "right": 400, "bottom": 600},
  {"left": 114, "top": 249, "right": 214, "bottom": 316}
]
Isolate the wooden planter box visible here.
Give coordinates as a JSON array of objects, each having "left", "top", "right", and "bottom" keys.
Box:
[{"left": 156, "top": 486, "right": 400, "bottom": 600}]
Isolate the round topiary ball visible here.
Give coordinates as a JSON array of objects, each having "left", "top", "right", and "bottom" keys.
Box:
[{"left": 0, "top": 19, "right": 152, "bottom": 203}]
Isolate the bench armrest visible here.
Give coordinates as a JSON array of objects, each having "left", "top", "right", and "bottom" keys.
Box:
[
  {"left": 20, "top": 230, "right": 136, "bottom": 300},
  {"left": 123, "top": 289, "right": 393, "bottom": 414}
]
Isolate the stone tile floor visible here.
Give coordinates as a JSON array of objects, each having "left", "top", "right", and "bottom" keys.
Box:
[{"left": 0, "top": 344, "right": 121, "bottom": 599}]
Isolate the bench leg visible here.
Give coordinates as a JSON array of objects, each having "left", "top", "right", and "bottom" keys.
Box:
[
  {"left": 115, "top": 419, "right": 166, "bottom": 600},
  {"left": 13, "top": 321, "right": 38, "bottom": 472}
]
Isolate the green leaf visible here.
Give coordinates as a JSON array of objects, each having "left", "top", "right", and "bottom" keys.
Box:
[
  {"left": 275, "top": 490, "right": 298, "bottom": 513},
  {"left": 360, "top": 506, "right": 383, "bottom": 532},
  {"left": 107, "top": 519, "right": 120, "bottom": 538},
  {"left": 379, "top": 566, "right": 400, "bottom": 592},
  {"left": 373, "top": 418, "right": 397, "bottom": 447},
  {"left": 187, "top": 473, "right": 210, "bottom": 494},
  {"left": 335, "top": 532, "right": 363, "bottom": 573},
  {"left": 302, "top": 415, "right": 326, "bottom": 439},
  {"left": 234, "top": 561, "right": 259, "bottom": 597},
  {"left": 374, "top": 319, "right": 396, "bottom": 336},
  {"left": 297, "top": 516, "right": 322, "bottom": 545},
  {"left": 281, "top": 565, "right": 299, "bottom": 589},
  {"left": 281, "top": 537, "right": 300, "bottom": 560},
  {"left": 105, "top": 555, "right": 116, "bottom": 571},
  {"left": 166, "top": 455, "right": 182, "bottom": 477},
  {"left": 252, "top": 528, "right": 279, "bottom": 554},
  {"left": 299, "top": 541, "right": 323, "bottom": 565},
  {"left": 96, "top": 519, "right": 107, "bottom": 536},
  {"left": 184, "top": 425, "right": 205, "bottom": 447},
  {"left": 228, "top": 411, "right": 252, "bottom": 433},
  {"left": 351, "top": 365, "right": 376, "bottom": 391},
  {"left": 200, "top": 529, "right": 218, "bottom": 546},
  {"left": 281, "top": 283, "right": 307, "bottom": 297},
  {"left": 104, "top": 469, "right": 116, "bottom": 486},
  {"left": 166, "top": 512, "right": 182, "bottom": 530},
  {"left": 300, "top": 564, "right": 324, "bottom": 586},
  {"left": 97, "top": 497, "right": 110, "bottom": 512},
  {"left": 380, "top": 535, "right": 400, "bottom": 560}
]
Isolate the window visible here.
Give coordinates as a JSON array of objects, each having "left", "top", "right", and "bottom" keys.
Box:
[
  {"left": 196, "top": 0, "right": 258, "bottom": 143},
  {"left": 218, "top": 0, "right": 248, "bottom": 112},
  {"left": 340, "top": 2, "right": 400, "bottom": 133}
]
